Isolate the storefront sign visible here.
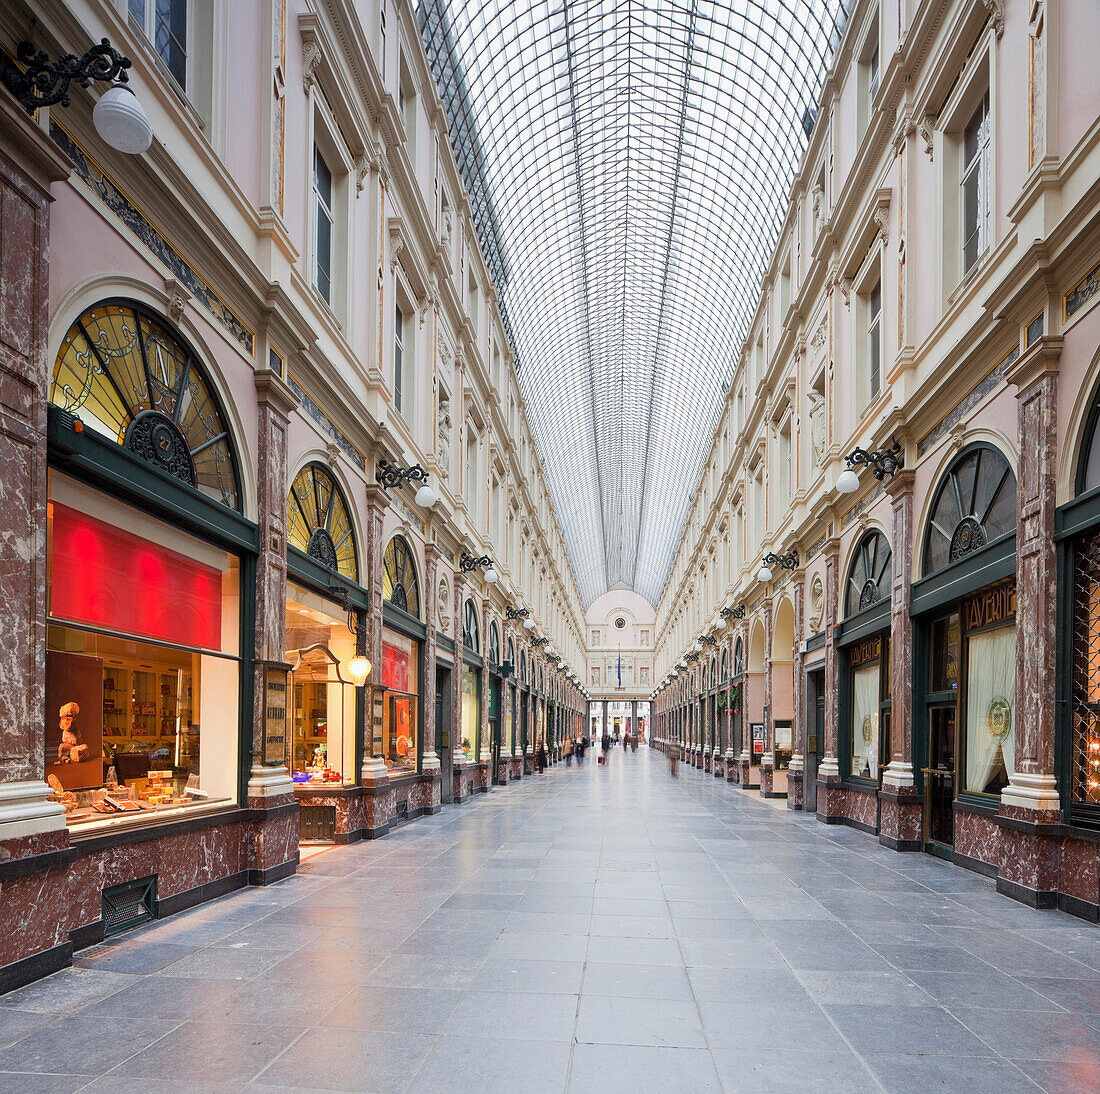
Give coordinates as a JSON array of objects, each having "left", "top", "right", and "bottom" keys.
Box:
[
  {"left": 848, "top": 634, "right": 881, "bottom": 667},
  {"left": 263, "top": 667, "right": 288, "bottom": 765},
  {"left": 963, "top": 580, "right": 1016, "bottom": 631},
  {"left": 752, "top": 723, "right": 765, "bottom": 756}
]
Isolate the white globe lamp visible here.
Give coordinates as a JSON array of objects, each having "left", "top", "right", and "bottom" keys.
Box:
[{"left": 93, "top": 84, "right": 153, "bottom": 154}]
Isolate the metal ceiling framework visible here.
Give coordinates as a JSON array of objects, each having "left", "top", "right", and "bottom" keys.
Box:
[{"left": 418, "top": 0, "right": 850, "bottom": 606}]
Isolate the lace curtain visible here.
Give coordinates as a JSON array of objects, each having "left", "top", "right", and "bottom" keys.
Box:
[
  {"left": 964, "top": 625, "right": 1016, "bottom": 794},
  {"left": 851, "top": 663, "right": 880, "bottom": 780}
]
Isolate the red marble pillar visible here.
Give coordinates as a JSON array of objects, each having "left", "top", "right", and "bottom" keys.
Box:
[
  {"left": 451, "top": 570, "right": 469, "bottom": 800},
  {"left": 246, "top": 368, "right": 300, "bottom": 880},
  {"left": 479, "top": 596, "right": 492, "bottom": 771},
  {"left": 760, "top": 597, "right": 775, "bottom": 796},
  {"left": 880, "top": 468, "right": 922, "bottom": 850},
  {"left": 360, "top": 484, "right": 391, "bottom": 835},
  {"left": 999, "top": 342, "right": 1062, "bottom": 900},
  {"left": 817, "top": 541, "right": 844, "bottom": 820},
  {"left": 0, "top": 100, "right": 71, "bottom": 854},
  {"left": 420, "top": 542, "right": 442, "bottom": 811},
  {"left": 788, "top": 578, "right": 806, "bottom": 809}
]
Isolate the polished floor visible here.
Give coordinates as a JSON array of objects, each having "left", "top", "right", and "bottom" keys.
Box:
[{"left": 2, "top": 751, "right": 1099, "bottom": 1093}]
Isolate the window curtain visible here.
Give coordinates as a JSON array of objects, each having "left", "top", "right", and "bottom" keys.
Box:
[
  {"left": 964, "top": 625, "right": 1016, "bottom": 793},
  {"left": 850, "top": 662, "right": 879, "bottom": 779}
]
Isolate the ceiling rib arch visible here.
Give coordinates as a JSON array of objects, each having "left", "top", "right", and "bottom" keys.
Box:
[{"left": 418, "top": 0, "right": 850, "bottom": 607}]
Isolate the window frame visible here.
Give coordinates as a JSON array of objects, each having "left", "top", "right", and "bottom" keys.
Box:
[{"left": 130, "top": 0, "right": 192, "bottom": 93}]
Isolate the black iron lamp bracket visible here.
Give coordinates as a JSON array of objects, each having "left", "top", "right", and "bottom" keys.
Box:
[
  {"left": 505, "top": 606, "right": 530, "bottom": 621},
  {"left": 376, "top": 458, "right": 429, "bottom": 490},
  {"left": 460, "top": 552, "right": 492, "bottom": 573},
  {"left": 2, "top": 38, "right": 132, "bottom": 114},
  {"left": 685, "top": 652, "right": 701, "bottom": 663},
  {"left": 845, "top": 441, "right": 904, "bottom": 481},
  {"left": 328, "top": 585, "right": 366, "bottom": 651},
  {"left": 699, "top": 635, "right": 717, "bottom": 647},
  {"left": 530, "top": 636, "right": 549, "bottom": 647},
  {"left": 763, "top": 550, "right": 799, "bottom": 571},
  {"left": 721, "top": 605, "right": 746, "bottom": 620}
]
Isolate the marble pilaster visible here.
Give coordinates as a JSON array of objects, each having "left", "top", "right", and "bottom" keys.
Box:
[{"left": 788, "top": 578, "right": 806, "bottom": 810}]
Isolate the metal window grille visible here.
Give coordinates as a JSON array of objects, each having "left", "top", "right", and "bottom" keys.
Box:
[
  {"left": 300, "top": 804, "right": 336, "bottom": 842},
  {"left": 1072, "top": 530, "right": 1100, "bottom": 819},
  {"left": 102, "top": 875, "right": 156, "bottom": 936}
]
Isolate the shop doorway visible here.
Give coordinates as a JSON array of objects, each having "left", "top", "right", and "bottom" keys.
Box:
[
  {"left": 436, "top": 666, "right": 453, "bottom": 805},
  {"left": 925, "top": 705, "right": 956, "bottom": 856},
  {"left": 805, "top": 668, "right": 825, "bottom": 811}
]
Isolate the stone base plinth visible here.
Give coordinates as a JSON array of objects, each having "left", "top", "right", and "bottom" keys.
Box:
[
  {"left": 878, "top": 786, "right": 921, "bottom": 850},
  {"left": 786, "top": 771, "right": 803, "bottom": 809}
]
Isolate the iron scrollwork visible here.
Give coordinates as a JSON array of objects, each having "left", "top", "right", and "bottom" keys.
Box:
[
  {"left": 376, "top": 458, "right": 430, "bottom": 490},
  {"left": 2, "top": 38, "right": 132, "bottom": 115},
  {"left": 844, "top": 440, "right": 904, "bottom": 481}
]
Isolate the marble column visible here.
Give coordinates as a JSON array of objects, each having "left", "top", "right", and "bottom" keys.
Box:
[
  {"left": 361, "top": 484, "right": 390, "bottom": 785},
  {"left": 0, "top": 99, "right": 71, "bottom": 857},
  {"left": 817, "top": 540, "right": 844, "bottom": 820},
  {"left": 421, "top": 543, "right": 441, "bottom": 781},
  {"left": 479, "top": 596, "right": 492, "bottom": 767},
  {"left": 999, "top": 341, "right": 1062, "bottom": 900},
  {"left": 451, "top": 570, "right": 468, "bottom": 800},
  {"left": 788, "top": 577, "right": 806, "bottom": 810},
  {"left": 245, "top": 368, "right": 300, "bottom": 880},
  {"left": 760, "top": 598, "right": 775, "bottom": 795},
  {"left": 880, "top": 468, "right": 921, "bottom": 849}
]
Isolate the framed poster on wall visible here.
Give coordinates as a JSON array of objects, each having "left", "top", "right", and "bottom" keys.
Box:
[{"left": 751, "top": 722, "right": 765, "bottom": 756}]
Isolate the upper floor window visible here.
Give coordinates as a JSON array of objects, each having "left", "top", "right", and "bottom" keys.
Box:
[
  {"left": 313, "top": 146, "right": 334, "bottom": 304},
  {"left": 962, "top": 91, "right": 991, "bottom": 276},
  {"left": 868, "top": 280, "right": 882, "bottom": 401},
  {"left": 130, "top": 0, "right": 188, "bottom": 90},
  {"left": 394, "top": 302, "right": 405, "bottom": 414},
  {"left": 868, "top": 45, "right": 879, "bottom": 103}
]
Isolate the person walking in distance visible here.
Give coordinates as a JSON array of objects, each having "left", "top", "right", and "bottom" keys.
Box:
[
  {"left": 536, "top": 737, "right": 548, "bottom": 774},
  {"left": 668, "top": 740, "right": 680, "bottom": 778}
]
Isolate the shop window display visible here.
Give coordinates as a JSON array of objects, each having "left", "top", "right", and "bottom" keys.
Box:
[
  {"left": 461, "top": 665, "right": 480, "bottom": 760},
  {"left": 382, "top": 629, "right": 419, "bottom": 773},
  {"left": 285, "top": 582, "right": 357, "bottom": 784},
  {"left": 45, "top": 473, "right": 240, "bottom": 829}
]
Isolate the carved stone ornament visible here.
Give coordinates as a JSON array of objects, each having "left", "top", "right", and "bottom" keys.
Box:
[
  {"left": 837, "top": 277, "right": 852, "bottom": 309},
  {"left": 390, "top": 233, "right": 405, "bottom": 274},
  {"left": 355, "top": 153, "right": 372, "bottom": 194},
  {"left": 437, "top": 573, "right": 452, "bottom": 630},
  {"left": 809, "top": 574, "right": 824, "bottom": 630},
  {"left": 307, "top": 526, "right": 338, "bottom": 570},
  {"left": 807, "top": 391, "right": 826, "bottom": 470},
  {"left": 164, "top": 278, "right": 190, "bottom": 323},
  {"left": 873, "top": 205, "right": 889, "bottom": 246},
  {"left": 918, "top": 116, "right": 935, "bottom": 160},
  {"left": 302, "top": 39, "right": 322, "bottom": 90},
  {"left": 810, "top": 320, "right": 828, "bottom": 355},
  {"left": 982, "top": 0, "right": 1005, "bottom": 38}
]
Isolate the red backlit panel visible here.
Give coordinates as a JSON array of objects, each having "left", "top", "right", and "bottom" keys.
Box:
[
  {"left": 49, "top": 501, "right": 223, "bottom": 650},
  {"left": 382, "top": 641, "right": 409, "bottom": 692}
]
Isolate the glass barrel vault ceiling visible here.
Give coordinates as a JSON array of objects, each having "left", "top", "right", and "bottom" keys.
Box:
[{"left": 418, "top": 0, "right": 850, "bottom": 607}]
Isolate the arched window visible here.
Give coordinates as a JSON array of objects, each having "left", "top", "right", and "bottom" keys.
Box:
[
  {"left": 463, "top": 599, "right": 480, "bottom": 652},
  {"left": 721, "top": 649, "right": 729, "bottom": 682},
  {"left": 383, "top": 535, "right": 420, "bottom": 617},
  {"left": 923, "top": 445, "right": 1016, "bottom": 576},
  {"left": 1070, "top": 396, "right": 1100, "bottom": 819},
  {"left": 519, "top": 649, "right": 527, "bottom": 683},
  {"left": 287, "top": 463, "right": 358, "bottom": 582},
  {"left": 488, "top": 622, "right": 501, "bottom": 665},
  {"left": 845, "top": 530, "right": 892, "bottom": 617},
  {"left": 51, "top": 300, "right": 241, "bottom": 509},
  {"left": 733, "top": 637, "right": 744, "bottom": 677},
  {"left": 507, "top": 638, "right": 515, "bottom": 668}
]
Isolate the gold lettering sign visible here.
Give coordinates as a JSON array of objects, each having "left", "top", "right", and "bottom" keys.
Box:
[
  {"left": 264, "top": 669, "right": 287, "bottom": 764},
  {"left": 963, "top": 580, "right": 1016, "bottom": 631},
  {"left": 849, "top": 635, "right": 882, "bottom": 668}
]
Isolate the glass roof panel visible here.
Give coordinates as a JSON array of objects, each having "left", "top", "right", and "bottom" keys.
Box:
[{"left": 419, "top": 0, "right": 849, "bottom": 606}]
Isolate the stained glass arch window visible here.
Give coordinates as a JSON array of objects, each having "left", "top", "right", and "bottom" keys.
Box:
[
  {"left": 923, "top": 445, "right": 1016, "bottom": 577},
  {"left": 51, "top": 300, "right": 241, "bottom": 509},
  {"left": 733, "top": 637, "right": 744, "bottom": 678},
  {"left": 845, "top": 530, "right": 893, "bottom": 618},
  {"left": 463, "top": 599, "right": 480, "bottom": 652},
  {"left": 489, "top": 622, "right": 501, "bottom": 665},
  {"left": 383, "top": 535, "right": 420, "bottom": 617},
  {"left": 721, "top": 649, "right": 729, "bottom": 682},
  {"left": 287, "top": 463, "right": 359, "bottom": 582},
  {"left": 519, "top": 649, "right": 527, "bottom": 683}
]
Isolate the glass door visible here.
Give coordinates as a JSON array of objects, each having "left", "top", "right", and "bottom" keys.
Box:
[{"left": 925, "top": 705, "right": 957, "bottom": 856}]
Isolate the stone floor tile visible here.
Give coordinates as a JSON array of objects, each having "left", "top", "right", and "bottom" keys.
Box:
[
  {"left": 710, "top": 1048, "right": 881, "bottom": 1093},
  {"left": 443, "top": 989, "right": 579, "bottom": 1041},
  {"left": 406, "top": 1035, "right": 571, "bottom": 1094},
  {"left": 864, "top": 1053, "right": 1045, "bottom": 1094},
  {"left": 823, "top": 1003, "right": 996, "bottom": 1056},
  {"left": 0, "top": 1014, "right": 178, "bottom": 1075},
  {"left": 576, "top": 995, "right": 705, "bottom": 1048},
  {"left": 567, "top": 1043, "right": 721, "bottom": 1093}
]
